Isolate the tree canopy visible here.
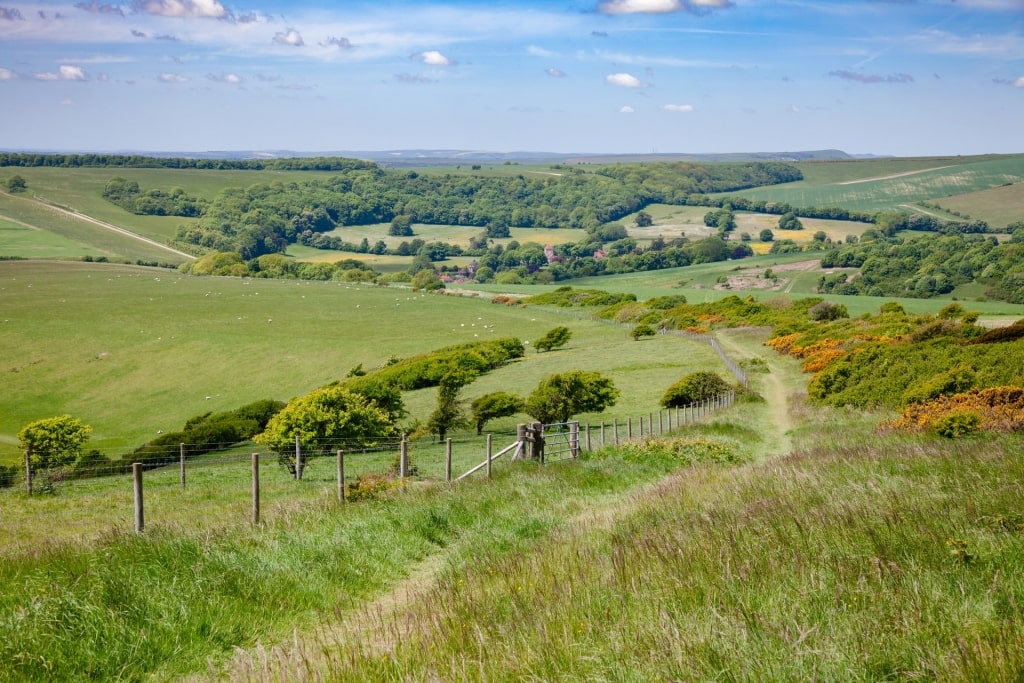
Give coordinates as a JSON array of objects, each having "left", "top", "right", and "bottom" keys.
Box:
[
  {"left": 525, "top": 371, "right": 619, "bottom": 424},
  {"left": 19, "top": 415, "right": 92, "bottom": 471}
]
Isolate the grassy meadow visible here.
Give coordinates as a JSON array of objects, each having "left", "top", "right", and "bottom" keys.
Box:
[
  {"left": 0, "top": 259, "right": 724, "bottom": 463},
  {"left": 727, "top": 154, "right": 1024, "bottom": 226},
  {"left": 4, "top": 155, "right": 1024, "bottom": 682}
]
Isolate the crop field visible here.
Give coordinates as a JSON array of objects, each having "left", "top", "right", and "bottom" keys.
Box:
[
  {"left": 0, "top": 260, "right": 724, "bottom": 464},
  {"left": 928, "top": 181, "right": 1024, "bottom": 228},
  {"left": 728, "top": 154, "right": 1024, "bottom": 217}
]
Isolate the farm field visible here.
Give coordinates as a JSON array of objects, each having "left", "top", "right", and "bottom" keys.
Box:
[
  {"left": 728, "top": 154, "right": 1024, "bottom": 223},
  {"left": 0, "top": 260, "right": 725, "bottom": 463},
  {"left": 0, "top": 216, "right": 106, "bottom": 259},
  {"left": 928, "top": 181, "right": 1024, "bottom": 228},
  {"left": 0, "top": 190, "right": 189, "bottom": 264}
]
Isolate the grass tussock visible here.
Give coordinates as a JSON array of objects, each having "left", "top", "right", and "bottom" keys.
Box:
[{"left": 260, "top": 428, "right": 1024, "bottom": 682}]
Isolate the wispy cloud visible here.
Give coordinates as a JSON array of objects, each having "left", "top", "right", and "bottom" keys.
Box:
[
  {"left": 273, "top": 29, "right": 304, "bottom": 46},
  {"left": 546, "top": 67, "right": 566, "bottom": 78},
  {"left": 911, "top": 29, "right": 1024, "bottom": 59},
  {"left": 1013, "top": 76, "right": 1024, "bottom": 88},
  {"left": 595, "top": 49, "right": 747, "bottom": 69},
  {"left": 829, "top": 70, "right": 913, "bottom": 84},
  {"left": 661, "top": 103, "right": 693, "bottom": 112},
  {"left": 207, "top": 72, "right": 241, "bottom": 83},
  {"left": 320, "top": 36, "right": 352, "bottom": 49},
  {"left": 619, "top": 105, "right": 635, "bottom": 113},
  {"left": 0, "top": 6, "right": 24, "bottom": 20},
  {"left": 605, "top": 72, "right": 648, "bottom": 88},
  {"left": 158, "top": 71, "right": 189, "bottom": 82},
  {"left": 0, "top": 67, "right": 16, "bottom": 80},
  {"left": 74, "top": 2, "right": 125, "bottom": 16},
  {"left": 395, "top": 72, "right": 436, "bottom": 83},
  {"left": 412, "top": 50, "right": 452, "bottom": 66},
  {"left": 132, "top": 0, "right": 227, "bottom": 19},
  {"left": 596, "top": 0, "right": 733, "bottom": 15},
  {"left": 527, "top": 45, "right": 556, "bottom": 58}
]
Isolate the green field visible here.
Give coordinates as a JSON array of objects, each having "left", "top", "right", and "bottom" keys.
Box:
[
  {"left": 0, "top": 260, "right": 725, "bottom": 463},
  {"left": 726, "top": 154, "right": 1024, "bottom": 224}
]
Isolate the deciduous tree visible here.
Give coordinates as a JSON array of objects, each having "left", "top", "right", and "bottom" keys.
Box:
[{"left": 525, "top": 371, "right": 619, "bottom": 424}]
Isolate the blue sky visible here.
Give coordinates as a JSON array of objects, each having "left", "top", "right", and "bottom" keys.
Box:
[{"left": 0, "top": 0, "right": 1021, "bottom": 155}]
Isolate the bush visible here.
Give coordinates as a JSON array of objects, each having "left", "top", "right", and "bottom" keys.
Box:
[
  {"left": 0, "top": 464, "right": 18, "bottom": 489},
  {"left": 534, "top": 326, "right": 572, "bottom": 352},
  {"left": 660, "top": 371, "right": 733, "bottom": 408},
  {"left": 345, "top": 473, "right": 400, "bottom": 501},
  {"left": 631, "top": 324, "right": 656, "bottom": 341},
  {"left": 808, "top": 301, "right": 849, "bottom": 321},
  {"left": 934, "top": 412, "right": 981, "bottom": 438}
]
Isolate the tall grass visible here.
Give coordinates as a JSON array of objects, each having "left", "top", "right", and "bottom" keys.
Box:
[
  {"left": 247, "top": 422, "right": 1024, "bottom": 682},
  {"left": 0, "top": 420, "right": 746, "bottom": 682}
]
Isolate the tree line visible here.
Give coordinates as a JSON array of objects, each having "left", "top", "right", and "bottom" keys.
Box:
[{"left": 0, "top": 152, "right": 376, "bottom": 171}]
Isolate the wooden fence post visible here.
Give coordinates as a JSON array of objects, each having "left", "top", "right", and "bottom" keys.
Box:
[
  {"left": 133, "top": 462, "right": 144, "bottom": 533},
  {"left": 337, "top": 450, "right": 345, "bottom": 503},
  {"left": 446, "top": 438, "right": 453, "bottom": 482},
  {"left": 570, "top": 421, "right": 579, "bottom": 459},
  {"left": 585, "top": 423, "right": 591, "bottom": 452},
  {"left": 613, "top": 419, "right": 619, "bottom": 446},
  {"left": 180, "top": 443, "right": 186, "bottom": 490},
  {"left": 649, "top": 412, "right": 654, "bottom": 436},
  {"left": 400, "top": 437, "right": 408, "bottom": 478},
  {"left": 516, "top": 424, "right": 527, "bottom": 460},
  {"left": 486, "top": 434, "right": 493, "bottom": 478},
  {"left": 24, "top": 451, "right": 32, "bottom": 496},
  {"left": 627, "top": 417, "right": 633, "bottom": 441},
  {"left": 252, "top": 453, "right": 260, "bottom": 525},
  {"left": 659, "top": 410, "right": 664, "bottom": 435},
  {"left": 294, "top": 434, "right": 302, "bottom": 481},
  {"left": 600, "top": 422, "right": 606, "bottom": 448}
]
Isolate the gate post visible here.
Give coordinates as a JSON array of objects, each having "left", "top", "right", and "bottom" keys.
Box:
[{"left": 570, "top": 421, "right": 579, "bottom": 459}]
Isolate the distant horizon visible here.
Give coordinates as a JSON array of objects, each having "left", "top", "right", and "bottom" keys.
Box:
[{"left": 1, "top": 1, "right": 1021, "bottom": 157}]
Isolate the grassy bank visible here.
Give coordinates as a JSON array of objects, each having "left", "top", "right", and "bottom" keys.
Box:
[
  {"left": 0, "top": 419, "right": 759, "bottom": 682},
  {"left": 241, "top": 417, "right": 1024, "bottom": 682}
]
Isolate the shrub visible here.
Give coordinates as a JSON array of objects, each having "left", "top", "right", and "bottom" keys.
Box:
[
  {"left": 346, "top": 473, "right": 400, "bottom": 501},
  {"left": 808, "top": 301, "right": 849, "bottom": 321},
  {"left": 631, "top": 324, "right": 656, "bottom": 341},
  {"left": 0, "top": 464, "right": 18, "bottom": 489},
  {"left": 660, "top": 371, "right": 733, "bottom": 408},
  {"left": 534, "top": 326, "right": 572, "bottom": 352},
  {"left": 471, "top": 392, "right": 525, "bottom": 434},
  {"left": 934, "top": 412, "right": 981, "bottom": 438}
]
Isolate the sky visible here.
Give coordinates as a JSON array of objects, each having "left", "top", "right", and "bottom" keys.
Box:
[{"left": 0, "top": 0, "right": 1022, "bottom": 156}]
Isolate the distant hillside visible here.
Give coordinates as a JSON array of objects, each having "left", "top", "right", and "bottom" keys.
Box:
[{"left": 1, "top": 148, "right": 856, "bottom": 167}]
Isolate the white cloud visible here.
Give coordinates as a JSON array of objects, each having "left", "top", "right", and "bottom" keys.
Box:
[
  {"left": 32, "top": 72, "right": 60, "bottom": 81},
  {"left": 273, "top": 29, "right": 304, "bottom": 47},
  {"left": 207, "top": 72, "right": 241, "bottom": 83},
  {"left": 661, "top": 103, "right": 693, "bottom": 112},
  {"left": 527, "top": 45, "right": 556, "bottom": 58},
  {"left": 605, "top": 72, "right": 647, "bottom": 88},
  {"left": 619, "top": 105, "right": 635, "bottom": 113},
  {"left": 545, "top": 67, "right": 566, "bottom": 78},
  {"left": 132, "top": 0, "right": 227, "bottom": 19},
  {"left": 413, "top": 50, "right": 452, "bottom": 66},
  {"left": 59, "top": 64, "right": 88, "bottom": 80},
  {"left": 158, "top": 71, "right": 189, "bottom": 82},
  {"left": 0, "top": 67, "right": 16, "bottom": 80},
  {"left": 596, "top": 0, "right": 732, "bottom": 14}
]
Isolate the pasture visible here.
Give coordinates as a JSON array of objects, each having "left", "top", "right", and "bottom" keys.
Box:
[
  {"left": 729, "top": 154, "right": 1024, "bottom": 220},
  {"left": 0, "top": 260, "right": 724, "bottom": 464}
]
